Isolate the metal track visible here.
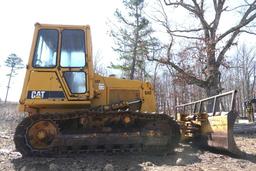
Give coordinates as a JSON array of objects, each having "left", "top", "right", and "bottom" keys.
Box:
[{"left": 14, "top": 110, "right": 180, "bottom": 157}]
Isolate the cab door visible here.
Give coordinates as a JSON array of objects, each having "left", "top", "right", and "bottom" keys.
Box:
[{"left": 57, "top": 29, "right": 88, "bottom": 100}]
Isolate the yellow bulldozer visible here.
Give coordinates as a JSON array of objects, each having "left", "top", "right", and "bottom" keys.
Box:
[{"left": 15, "top": 23, "right": 238, "bottom": 156}]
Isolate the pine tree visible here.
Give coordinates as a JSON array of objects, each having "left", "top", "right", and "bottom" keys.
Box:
[
  {"left": 110, "top": 0, "right": 159, "bottom": 80},
  {"left": 4, "top": 53, "right": 24, "bottom": 103}
]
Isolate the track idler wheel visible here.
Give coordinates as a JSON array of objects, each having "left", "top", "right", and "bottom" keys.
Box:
[{"left": 26, "top": 120, "right": 58, "bottom": 150}]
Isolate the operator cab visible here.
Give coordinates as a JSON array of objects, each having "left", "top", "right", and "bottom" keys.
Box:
[
  {"left": 20, "top": 24, "right": 94, "bottom": 111},
  {"left": 19, "top": 23, "right": 156, "bottom": 114},
  {"left": 33, "top": 28, "right": 87, "bottom": 94}
]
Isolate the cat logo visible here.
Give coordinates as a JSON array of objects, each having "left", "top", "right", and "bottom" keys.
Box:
[{"left": 31, "top": 91, "right": 46, "bottom": 99}]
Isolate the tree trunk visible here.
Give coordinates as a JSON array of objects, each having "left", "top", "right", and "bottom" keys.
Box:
[
  {"left": 205, "top": 66, "right": 221, "bottom": 97},
  {"left": 129, "top": 4, "right": 140, "bottom": 80},
  {"left": 5, "top": 67, "right": 14, "bottom": 103},
  {"left": 204, "top": 66, "right": 222, "bottom": 113},
  {"left": 130, "top": 49, "right": 137, "bottom": 80}
]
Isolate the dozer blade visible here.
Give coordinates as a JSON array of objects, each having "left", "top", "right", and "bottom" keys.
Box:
[
  {"left": 200, "top": 110, "right": 239, "bottom": 154},
  {"left": 176, "top": 90, "right": 240, "bottom": 154}
]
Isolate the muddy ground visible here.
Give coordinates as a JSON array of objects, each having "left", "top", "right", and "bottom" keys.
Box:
[{"left": 0, "top": 103, "right": 256, "bottom": 171}]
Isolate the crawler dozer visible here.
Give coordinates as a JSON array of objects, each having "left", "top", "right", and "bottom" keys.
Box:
[
  {"left": 15, "top": 23, "right": 238, "bottom": 156},
  {"left": 15, "top": 23, "right": 180, "bottom": 156}
]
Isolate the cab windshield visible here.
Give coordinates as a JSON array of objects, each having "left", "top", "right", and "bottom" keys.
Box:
[
  {"left": 33, "top": 29, "right": 58, "bottom": 67},
  {"left": 60, "top": 29, "right": 86, "bottom": 67},
  {"left": 32, "top": 29, "right": 86, "bottom": 68},
  {"left": 32, "top": 28, "right": 87, "bottom": 94}
]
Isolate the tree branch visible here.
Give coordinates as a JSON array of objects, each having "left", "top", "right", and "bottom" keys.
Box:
[
  {"left": 211, "top": 0, "right": 225, "bottom": 39},
  {"left": 191, "top": 0, "right": 211, "bottom": 39},
  {"left": 240, "top": 29, "right": 256, "bottom": 35},
  {"left": 147, "top": 41, "right": 207, "bottom": 88},
  {"left": 217, "top": 0, "right": 256, "bottom": 42},
  {"left": 217, "top": 0, "right": 256, "bottom": 67},
  {"left": 164, "top": 0, "right": 210, "bottom": 43},
  {"left": 168, "top": 28, "right": 203, "bottom": 33},
  {"left": 216, "top": 30, "right": 240, "bottom": 67},
  {"left": 167, "top": 31, "right": 203, "bottom": 40}
]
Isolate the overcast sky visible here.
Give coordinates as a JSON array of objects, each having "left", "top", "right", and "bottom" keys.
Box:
[{"left": 0, "top": 0, "right": 123, "bottom": 102}]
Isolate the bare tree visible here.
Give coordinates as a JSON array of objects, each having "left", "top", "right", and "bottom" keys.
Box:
[
  {"left": 238, "top": 45, "right": 256, "bottom": 101},
  {"left": 4, "top": 53, "right": 24, "bottom": 103},
  {"left": 150, "top": 0, "right": 256, "bottom": 96},
  {"left": 223, "top": 44, "right": 256, "bottom": 116},
  {"left": 93, "top": 50, "right": 108, "bottom": 76}
]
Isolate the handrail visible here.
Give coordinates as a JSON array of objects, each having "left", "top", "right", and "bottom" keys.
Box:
[{"left": 175, "top": 90, "right": 237, "bottom": 118}]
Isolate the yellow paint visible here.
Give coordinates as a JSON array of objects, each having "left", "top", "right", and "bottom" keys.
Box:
[
  {"left": 19, "top": 23, "right": 157, "bottom": 114},
  {"left": 201, "top": 115, "right": 228, "bottom": 134}
]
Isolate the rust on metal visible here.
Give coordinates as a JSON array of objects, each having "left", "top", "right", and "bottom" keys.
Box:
[
  {"left": 176, "top": 90, "right": 239, "bottom": 154},
  {"left": 14, "top": 111, "right": 180, "bottom": 156},
  {"left": 27, "top": 120, "right": 58, "bottom": 150}
]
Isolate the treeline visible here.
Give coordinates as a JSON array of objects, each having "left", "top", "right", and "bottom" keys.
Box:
[{"left": 104, "top": 0, "right": 256, "bottom": 116}]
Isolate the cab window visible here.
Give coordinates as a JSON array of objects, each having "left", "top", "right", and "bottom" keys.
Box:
[
  {"left": 60, "top": 30, "right": 86, "bottom": 67},
  {"left": 33, "top": 29, "right": 58, "bottom": 68},
  {"left": 64, "top": 72, "right": 86, "bottom": 93}
]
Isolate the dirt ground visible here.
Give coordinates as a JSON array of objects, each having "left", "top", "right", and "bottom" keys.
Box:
[{"left": 0, "top": 103, "right": 256, "bottom": 171}]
